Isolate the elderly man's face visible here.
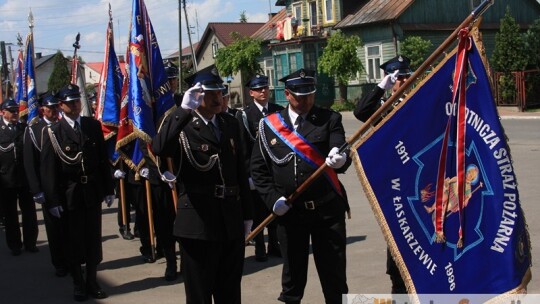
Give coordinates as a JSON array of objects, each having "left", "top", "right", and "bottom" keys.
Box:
[
  {"left": 198, "top": 89, "right": 223, "bottom": 119},
  {"left": 59, "top": 99, "right": 81, "bottom": 119}
]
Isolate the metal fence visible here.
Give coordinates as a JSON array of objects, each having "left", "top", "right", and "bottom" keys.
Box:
[{"left": 494, "top": 70, "right": 540, "bottom": 111}]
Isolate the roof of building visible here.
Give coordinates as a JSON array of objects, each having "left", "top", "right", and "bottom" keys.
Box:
[
  {"left": 35, "top": 54, "right": 56, "bottom": 68},
  {"left": 335, "top": 0, "right": 414, "bottom": 29},
  {"left": 251, "top": 8, "right": 287, "bottom": 41},
  {"left": 165, "top": 42, "right": 199, "bottom": 60},
  {"left": 195, "top": 22, "right": 264, "bottom": 60},
  {"left": 84, "top": 61, "right": 127, "bottom": 76}
]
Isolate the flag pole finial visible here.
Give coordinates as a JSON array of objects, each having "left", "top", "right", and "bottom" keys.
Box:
[{"left": 28, "top": 9, "right": 34, "bottom": 30}]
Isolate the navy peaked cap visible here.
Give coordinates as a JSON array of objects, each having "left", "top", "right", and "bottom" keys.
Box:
[
  {"left": 185, "top": 65, "right": 224, "bottom": 91},
  {"left": 380, "top": 55, "right": 412, "bottom": 76},
  {"left": 279, "top": 68, "right": 317, "bottom": 96},
  {"left": 245, "top": 74, "right": 269, "bottom": 89},
  {"left": 56, "top": 84, "right": 81, "bottom": 102}
]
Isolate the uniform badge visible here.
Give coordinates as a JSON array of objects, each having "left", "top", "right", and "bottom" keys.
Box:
[
  {"left": 66, "top": 146, "right": 71, "bottom": 151},
  {"left": 201, "top": 144, "right": 209, "bottom": 151},
  {"left": 270, "top": 138, "right": 277, "bottom": 145}
]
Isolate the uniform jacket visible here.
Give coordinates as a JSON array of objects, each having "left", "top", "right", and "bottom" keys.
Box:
[
  {"left": 250, "top": 106, "right": 351, "bottom": 212},
  {"left": 353, "top": 86, "right": 385, "bottom": 122},
  {"left": 23, "top": 119, "right": 48, "bottom": 195},
  {"left": 152, "top": 107, "right": 253, "bottom": 241},
  {"left": 236, "top": 101, "right": 283, "bottom": 174},
  {"left": 0, "top": 120, "right": 27, "bottom": 189},
  {"left": 40, "top": 117, "right": 114, "bottom": 210}
]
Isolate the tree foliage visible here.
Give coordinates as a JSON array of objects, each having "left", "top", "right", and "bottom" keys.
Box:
[
  {"left": 318, "top": 30, "right": 363, "bottom": 86},
  {"left": 524, "top": 18, "right": 540, "bottom": 69},
  {"left": 47, "top": 51, "right": 70, "bottom": 93},
  {"left": 400, "top": 36, "right": 433, "bottom": 71},
  {"left": 491, "top": 7, "right": 528, "bottom": 104},
  {"left": 239, "top": 11, "right": 247, "bottom": 23},
  {"left": 491, "top": 7, "right": 528, "bottom": 73},
  {"left": 214, "top": 32, "right": 262, "bottom": 81}
]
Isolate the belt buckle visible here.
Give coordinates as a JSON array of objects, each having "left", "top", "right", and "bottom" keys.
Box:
[
  {"left": 304, "top": 201, "right": 315, "bottom": 210},
  {"left": 80, "top": 175, "right": 88, "bottom": 184},
  {"left": 214, "top": 185, "right": 225, "bottom": 199}
]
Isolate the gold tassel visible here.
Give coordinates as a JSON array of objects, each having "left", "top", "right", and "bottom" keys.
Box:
[
  {"left": 457, "top": 237, "right": 463, "bottom": 248},
  {"left": 435, "top": 232, "right": 446, "bottom": 243}
]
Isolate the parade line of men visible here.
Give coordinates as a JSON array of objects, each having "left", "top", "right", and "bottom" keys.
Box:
[{"left": 0, "top": 59, "right": 415, "bottom": 303}]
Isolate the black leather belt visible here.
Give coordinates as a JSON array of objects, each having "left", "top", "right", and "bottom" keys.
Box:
[
  {"left": 71, "top": 175, "right": 94, "bottom": 184},
  {"left": 185, "top": 184, "right": 239, "bottom": 199},
  {"left": 297, "top": 191, "right": 337, "bottom": 210}
]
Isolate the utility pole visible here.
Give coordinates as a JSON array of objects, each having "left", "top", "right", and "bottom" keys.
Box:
[
  {"left": 178, "top": 0, "right": 182, "bottom": 92},
  {"left": 182, "top": 0, "right": 197, "bottom": 72}
]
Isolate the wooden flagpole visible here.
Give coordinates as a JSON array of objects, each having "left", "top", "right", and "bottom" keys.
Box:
[
  {"left": 245, "top": 0, "right": 495, "bottom": 243},
  {"left": 145, "top": 179, "right": 156, "bottom": 260}
]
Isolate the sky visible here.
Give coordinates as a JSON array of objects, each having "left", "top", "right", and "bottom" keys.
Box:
[{"left": 0, "top": 0, "right": 279, "bottom": 64}]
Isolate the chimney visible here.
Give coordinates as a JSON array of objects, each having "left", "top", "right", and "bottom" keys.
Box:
[
  {"left": 268, "top": 13, "right": 277, "bottom": 21},
  {"left": 35, "top": 52, "right": 42, "bottom": 59}
]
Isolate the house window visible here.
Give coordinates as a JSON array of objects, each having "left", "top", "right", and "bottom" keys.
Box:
[
  {"left": 365, "top": 44, "right": 382, "bottom": 82},
  {"left": 275, "top": 56, "right": 283, "bottom": 81},
  {"left": 304, "top": 44, "right": 317, "bottom": 70},
  {"left": 292, "top": 2, "right": 302, "bottom": 20},
  {"left": 324, "top": 0, "right": 334, "bottom": 23},
  {"left": 211, "top": 39, "right": 219, "bottom": 58},
  {"left": 262, "top": 58, "right": 275, "bottom": 88},
  {"left": 309, "top": 1, "right": 317, "bottom": 27},
  {"left": 289, "top": 53, "right": 297, "bottom": 72}
]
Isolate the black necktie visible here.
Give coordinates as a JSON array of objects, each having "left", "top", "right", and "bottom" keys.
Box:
[
  {"left": 295, "top": 116, "right": 304, "bottom": 131},
  {"left": 262, "top": 107, "right": 268, "bottom": 116},
  {"left": 74, "top": 121, "right": 82, "bottom": 139},
  {"left": 210, "top": 121, "right": 221, "bottom": 141}
]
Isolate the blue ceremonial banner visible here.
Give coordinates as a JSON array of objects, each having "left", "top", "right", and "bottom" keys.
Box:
[
  {"left": 96, "top": 8, "right": 123, "bottom": 164},
  {"left": 116, "top": 0, "right": 174, "bottom": 169},
  {"left": 20, "top": 33, "right": 39, "bottom": 125},
  {"left": 14, "top": 49, "right": 25, "bottom": 106},
  {"left": 352, "top": 30, "right": 531, "bottom": 298}
]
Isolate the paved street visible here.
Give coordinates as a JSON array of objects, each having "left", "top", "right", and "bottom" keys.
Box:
[{"left": 0, "top": 111, "right": 538, "bottom": 303}]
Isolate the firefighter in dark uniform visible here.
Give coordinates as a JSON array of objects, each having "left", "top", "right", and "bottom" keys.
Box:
[
  {"left": 165, "top": 61, "right": 183, "bottom": 106},
  {"left": 353, "top": 55, "right": 412, "bottom": 294},
  {"left": 152, "top": 65, "right": 253, "bottom": 303},
  {"left": 250, "top": 69, "right": 351, "bottom": 304},
  {"left": 40, "top": 84, "right": 115, "bottom": 301},
  {"left": 23, "top": 92, "right": 68, "bottom": 276},
  {"left": 0, "top": 98, "right": 38, "bottom": 256},
  {"left": 221, "top": 85, "right": 238, "bottom": 116},
  {"left": 238, "top": 74, "right": 283, "bottom": 262}
]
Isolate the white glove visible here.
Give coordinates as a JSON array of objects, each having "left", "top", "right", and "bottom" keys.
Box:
[
  {"left": 161, "top": 171, "right": 176, "bottom": 189},
  {"left": 181, "top": 82, "right": 204, "bottom": 110},
  {"left": 272, "top": 196, "right": 290, "bottom": 216},
  {"left": 113, "top": 169, "right": 126, "bottom": 179},
  {"left": 243, "top": 220, "right": 253, "bottom": 238},
  {"left": 33, "top": 192, "right": 46, "bottom": 204},
  {"left": 377, "top": 70, "right": 399, "bottom": 90},
  {"left": 248, "top": 177, "right": 256, "bottom": 190},
  {"left": 49, "top": 206, "right": 63, "bottom": 218},
  {"left": 139, "top": 167, "right": 150, "bottom": 179},
  {"left": 104, "top": 195, "right": 115, "bottom": 207},
  {"left": 325, "top": 147, "right": 347, "bottom": 169}
]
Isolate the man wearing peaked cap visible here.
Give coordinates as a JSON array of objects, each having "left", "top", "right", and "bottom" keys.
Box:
[
  {"left": 237, "top": 73, "right": 283, "bottom": 262},
  {"left": 41, "top": 83, "right": 115, "bottom": 301},
  {"left": 251, "top": 68, "right": 352, "bottom": 303},
  {"left": 221, "top": 84, "right": 238, "bottom": 116},
  {"left": 0, "top": 98, "right": 39, "bottom": 257},
  {"left": 152, "top": 64, "right": 253, "bottom": 302},
  {"left": 353, "top": 55, "right": 413, "bottom": 294},
  {"left": 165, "top": 61, "right": 182, "bottom": 106},
  {"left": 23, "top": 91, "right": 67, "bottom": 276}
]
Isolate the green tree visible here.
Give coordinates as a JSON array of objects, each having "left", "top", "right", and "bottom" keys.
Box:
[
  {"left": 400, "top": 36, "right": 433, "bottom": 71},
  {"left": 215, "top": 32, "right": 262, "bottom": 91},
  {"left": 317, "top": 30, "right": 363, "bottom": 102},
  {"left": 524, "top": 18, "right": 540, "bottom": 69},
  {"left": 239, "top": 11, "right": 247, "bottom": 23},
  {"left": 47, "top": 51, "right": 70, "bottom": 93},
  {"left": 491, "top": 7, "right": 528, "bottom": 104}
]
